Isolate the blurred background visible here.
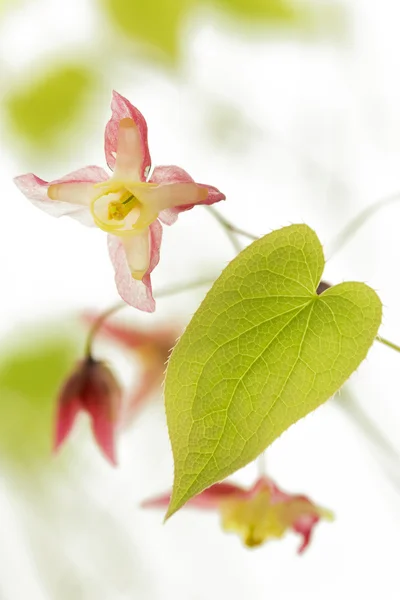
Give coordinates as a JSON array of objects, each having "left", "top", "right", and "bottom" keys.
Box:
[{"left": 1, "top": 0, "right": 400, "bottom": 598}]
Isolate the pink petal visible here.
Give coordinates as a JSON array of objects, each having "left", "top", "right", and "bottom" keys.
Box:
[
  {"left": 131, "top": 181, "right": 208, "bottom": 213},
  {"left": 141, "top": 493, "right": 171, "bottom": 509},
  {"left": 54, "top": 395, "right": 81, "bottom": 452},
  {"left": 150, "top": 165, "right": 226, "bottom": 225},
  {"left": 125, "top": 368, "right": 160, "bottom": 422},
  {"left": 108, "top": 219, "right": 162, "bottom": 312},
  {"left": 142, "top": 481, "right": 244, "bottom": 510},
  {"left": 105, "top": 91, "right": 151, "bottom": 181},
  {"left": 14, "top": 166, "right": 108, "bottom": 227},
  {"left": 121, "top": 228, "right": 151, "bottom": 280},
  {"left": 82, "top": 314, "right": 179, "bottom": 352},
  {"left": 54, "top": 366, "right": 86, "bottom": 452},
  {"left": 292, "top": 513, "right": 320, "bottom": 554},
  {"left": 250, "top": 477, "right": 331, "bottom": 553},
  {"left": 82, "top": 360, "right": 122, "bottom": 466},
  {"left": 250, "top": 476, "right": 287, "bottom": 502},
  {"left": 88, "top": 402, "right": 118, "bottom": 466},
  {"left": 82, "top": 314, "right": 156, "bottom": 348}
]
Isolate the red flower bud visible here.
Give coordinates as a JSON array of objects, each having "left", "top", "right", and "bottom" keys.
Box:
[{"left": 55, "top": 357, "right": 121, "bottom": 465}]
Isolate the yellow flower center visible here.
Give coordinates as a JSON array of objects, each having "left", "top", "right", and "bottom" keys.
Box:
[
  {"left": 90, "top": 180, "right": 158, "bottom": 236},
  {"left": 107, "top": 193, "right": 137, "bottom": 221}
]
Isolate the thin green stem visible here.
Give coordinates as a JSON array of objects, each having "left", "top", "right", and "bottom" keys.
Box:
[
  {"left": 206, "top": 206, "right": 258, "bottom": 254},
  {"left": 327, "top": 191, "right": 400, "bottom": 257},
  {"left": 85, "top": 303, "right": 123, "bottom": 358},
  {"left": 335, "top": 387, "right": 400, "bottom": 492},
  {"left": 376, "top": 335, "right": 400, "bottom": 354},
  {"left": 257, "top": 452, "right": 267, "bottom": 477},
  {"left": 155, "top": 275, "right": 217, "bottom": 299},
  {"left": 84, "top": 275, "right": 218, "bottom": 357}
]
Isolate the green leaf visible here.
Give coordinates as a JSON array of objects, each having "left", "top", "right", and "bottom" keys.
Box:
[
  {"left": 0, "top": 326, "right": 80, "bottom": 468},
  {"left": 165, "top": 224, "right": 382, "bottom": 516},
  {"left": 213, "top": 0, "right": 308, "bottom": 24},
  {"left": 5, "top": 64, "right": 95, "bottom": 151},
  {"left": 101, "top": 0, "right": 192, "bottom": 59}
]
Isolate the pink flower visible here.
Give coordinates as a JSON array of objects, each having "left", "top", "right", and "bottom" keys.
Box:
[
  {"left": 143, "top": 476, "right": 333, "bottom": 553},
  {"left": 14, "top": 91, "right": 225, "bottom": 312},
  {"left": 84, "top": 313, "right": 179, "bottom": 421},
  {"left": 55, "top": 357, "right": 122, "bottom": 465}
]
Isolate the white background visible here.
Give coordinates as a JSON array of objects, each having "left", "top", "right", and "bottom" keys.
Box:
[{"left": 1, "top": 0, "right": 400, "bottom": 598}]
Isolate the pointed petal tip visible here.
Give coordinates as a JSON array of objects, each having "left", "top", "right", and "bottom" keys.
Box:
[
  {"left": 104, "top": 450, "right": 118, "bottom": 467},
  {"left": 116, "top": 286, "right": 156, "bottom": 312},
  {"left": 13, "top": 173, "right": 26, "bottom": 186},
  {"left": 52, "top": 436, "right": 63, "bottom": 455},
  {"left": 94, "top": 427, "right": 119, "bottom": 467}
]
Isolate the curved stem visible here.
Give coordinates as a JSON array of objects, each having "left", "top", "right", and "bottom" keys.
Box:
[
  {"left": 376, "top": 335, "right": 400, "bottom": 354},
  {"left": 335, "top": 387, "right": 400, "bottom": 493},
  {"left": 84, "top": 275, "right": 218, "bottom": 357},
  {"left": 208, "top": 209, "right": 400, "bottom": 358},
  {"left": 327, "top": 191, "right": 400, "bottom": 257},
  {"left": 155, "top": 275, "right": 217, "bottom": 299},
  {"left": 85, "top": 303, "right": 123, "bottom": 358},
  {"left": 206, "top": 206, "right": 258, "bottom": 253},
  {"left": 257, "top": 452, "right": 267, "bottom": 477}
]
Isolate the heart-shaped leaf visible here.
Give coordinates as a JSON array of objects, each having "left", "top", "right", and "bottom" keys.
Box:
[{"left": 165, "top": 224, "right": 382, "bottom": 517}]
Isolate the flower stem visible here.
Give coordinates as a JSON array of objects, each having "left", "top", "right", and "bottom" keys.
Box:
[
  {"left": 85, "top": 303, "right": 123, "bottom": 358},
  {"left": 335, "top": 387, "right": 400, "bottom": 493},
  {"left": 206, "top": 206, "right": 258, "bottom": 253},
  {"left": 327, "top": 191, "right": 400, "bottom": 257},
  {"left": 84, "top": 275, "right": 219, "bottom": 357},
  {"left": 376, "top": 335, "right": 400, "bottom": 354},
  {"left": 257, "top": 451, "right": 267, "bottom": 477}
]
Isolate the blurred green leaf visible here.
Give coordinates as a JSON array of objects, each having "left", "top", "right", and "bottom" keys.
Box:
[
  {"left": 0, "top": 327, "right": 80, "bottom": 467},
  {"left": 214, "top": 0, "right": 309, "bottom": 25},
  {"left": 101, "top": 0, "right": 192, "bottom": 58},
  {"left": 5, "top": 65, "right": 95, "bottom": 151}
]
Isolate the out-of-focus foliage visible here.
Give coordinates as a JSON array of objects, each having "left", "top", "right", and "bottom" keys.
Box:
[
  {"left": 0, "top": 0, "right": 346, "bottom": 159},
  {"left": 5, "top": 65, "right": 95, "bottom": 152},
  {"left": 165, "top": 225, "right": 382, "bottom": 516},
  {"left": 0, "top": 327, "right": 80, "bottom": 468},
  {"left": 99, "top": 0, "right": 339, "bottom": 61},
  {"left": 101, "top": 0, "right": 193, "bottom": 58},
  {"left": 214, "top": 0, "right": 307, "bottom": 23}
]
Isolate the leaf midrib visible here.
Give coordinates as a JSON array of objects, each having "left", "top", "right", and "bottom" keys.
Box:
[{"left": 178, "top": 298, "right": 315, "bottom": 503}]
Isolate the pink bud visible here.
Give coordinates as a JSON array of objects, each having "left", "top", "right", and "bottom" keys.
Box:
[{"left": 55, "top": 357, "right": 121, "bottom": 465}]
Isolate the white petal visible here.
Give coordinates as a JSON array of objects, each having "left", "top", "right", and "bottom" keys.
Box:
[
  {"left": 47, "top": 182, "right": 97, "bottom": 206},
  {"left": 121, "top": 229, "right": 150, "bottom": 280},
  {"left": 114, "top": 118, "right": 143, "bottom": 180},
  {"left": 130, "top": 182, "right": 207, "bottom": 212}
]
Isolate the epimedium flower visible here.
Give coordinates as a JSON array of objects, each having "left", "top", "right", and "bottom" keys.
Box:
[
  {"left": 14, "top": 91, "right": 226, "bottom": 312},
  {"left": 143, "top": 476, "right": 333, "bottom": 553},
  {"left": 55, "top": 356, "right": 122, "bottom": 465},
  {"left": 84, "top": 313, "right": 179, "bottom": 421}
]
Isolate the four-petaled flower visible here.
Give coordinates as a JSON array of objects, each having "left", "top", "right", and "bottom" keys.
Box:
[
  {"left": 55, "top": 356, "right": 122, "bottom": 465},
  {"left": 84, "top": 314, "right": 179, "bottom": 421},
  {"left": 14, "top": 91, "right": 225, "bottom": 312},
  {"left": 143, "top": 476, "right": 333, "bottom": 553}
]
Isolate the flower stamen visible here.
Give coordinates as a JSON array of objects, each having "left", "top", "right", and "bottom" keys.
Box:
[{"left": 107, "top": 193, "right": 137, "bottom": 221}]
